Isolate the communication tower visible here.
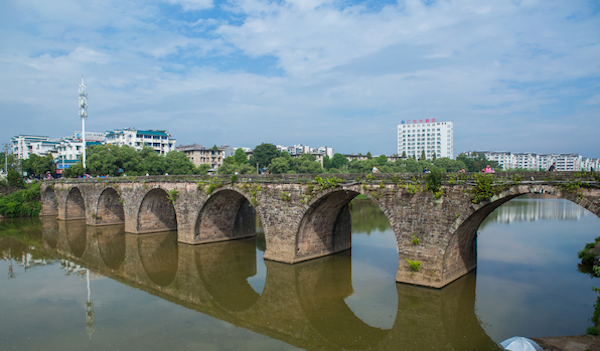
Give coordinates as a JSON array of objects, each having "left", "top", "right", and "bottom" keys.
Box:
[{"left": 78, "top": 77, "right": 88, "bottom": 168}]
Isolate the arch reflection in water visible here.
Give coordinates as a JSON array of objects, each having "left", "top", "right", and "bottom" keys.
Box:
[
  {"left": 41, "top": 216, "right": 59, "bottom": 249},
  {"left": 137, "top": 231, "right": 178, "bottom": 287},
  {"left": 194, "top": 237, "right": 261, "bottom": 312},
  {"left": 92, "top": 224, "right": 126, "bottom": 270},
  {"left": 60, "top": 219, "right": 87, "bottom": 258}
]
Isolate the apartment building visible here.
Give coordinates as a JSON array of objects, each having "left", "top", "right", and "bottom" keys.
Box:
[
  {"left": 104, "top": 128, "right": 176, "bottom": 154},
  {"left": 398, "top": 119, "right": 453, "bottom": 159}
]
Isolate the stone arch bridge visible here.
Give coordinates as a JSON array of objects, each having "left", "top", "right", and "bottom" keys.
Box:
[{"left": 40, "top": 171, "right": 600, "bottom": 288}]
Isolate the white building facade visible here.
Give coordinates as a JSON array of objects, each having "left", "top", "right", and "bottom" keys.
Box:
[
  {"left": 54, "top": 132, "right": 104, "bottom": 161},
  {"left": 471, "top": 151, "right": 599, "bottom": 171},
  {"left": 276, "top": 144, "right": 334, "bottom": 159},
  {"left": 104, "top": 128, "right": 176, "bottom": 155},
  {"left": 11, "top": 132, "right": 102, "bottom": 160},
  {"left": 11, "top": 135, "right": 60, "bottom": 159},
  {"left": 398, "top": 119, "right": 454, "bottom": 159}
]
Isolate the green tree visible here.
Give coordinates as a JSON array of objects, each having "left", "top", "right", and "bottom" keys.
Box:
[
  {"left": 376, "top": 154, "right": 388, "bottom": 166},
  {"left": 234, "top": 148, "right": 249, "bottom": 164},
  {"left": 401, "top": 151, "right": 407, "bottom": 158},
  {"left": 419, "top": 150, "right": 426, "bottom": 161},
  {"left": 330, "top": 153, "right": 349, "bottom": 170},
  {"left": 249, "top": 143, "right": 280, "bottom": 169},
  {"left": 7, "top": 169, "right": 24, "bottom": 188},
  {"left": 62, "top": 162, "right": 85, "bottom": 178},
  {"left": 269, "top": 157, "right": 292, "bottom": 174},
  {"left": 87, "top": 145, "right": 119, "bottom": 176},
  {"left": 23, "top": 154, "right": 55, "bottom": 178},
  {"left": 456, "top": 152, "right": 501, "bottom": 172},
  {"left": 433, "top": 157, "right": 466, "bottom": 173},
  {"left": 195, "top": 164, "right": 211, "bottom": 175},
  {"left": 296, "top": 153, "right": 322, "bottom": 174},
  {"left": 139, "top": 146, "right": 167, "bottom": 175},
  {"left": 165, "top": 151, "right": 195, "bottom": 175},
  {"left": 366, "top": 152, "right": 372, "bottom": 160},
  {"left": 115, "top": 145, "right": 142, "bottom": 175},
  {"left": 323, "top": 155, "right": 332, "bottom": 170}
]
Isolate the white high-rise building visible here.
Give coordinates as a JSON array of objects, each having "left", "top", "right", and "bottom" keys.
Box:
[{"left": 398, "top": 119, "right": 453, "bottom": 159}]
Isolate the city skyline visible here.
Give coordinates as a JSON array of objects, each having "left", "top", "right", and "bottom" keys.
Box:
[{"left": 0, "top": 1, "right": 598, "bottom": 157}]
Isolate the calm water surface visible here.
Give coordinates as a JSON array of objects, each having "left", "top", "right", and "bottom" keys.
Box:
[{"left": 0, "top": 195, "right": 598, "bottom": 350}]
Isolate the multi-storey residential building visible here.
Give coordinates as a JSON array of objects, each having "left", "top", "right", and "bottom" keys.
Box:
[
  {"left": 275, "top": 144, "right": 334, "bottom": 166},
  {"left": 176, "top": 145, "right": 235, "bottom": 170},
  {"left": 54, "top": 132, "right": 104, "bottom": 161},
  {"left": 469, "top": 151, "right": 596, "bottom": 171},
  {"left": 398, "top": 119, "right": 453, "bottom": 159},
  {"left": 11, "top": 132, "right": 104, "bottom": 160},
  {"left": 276, "top": 144, "right": 334, "bottom": 159},
  {"left": 104, "top": 128, "right": 176, "bottom": 155},
  {"left": 11, "top": 135, "right": 61, "bottom": 159}
]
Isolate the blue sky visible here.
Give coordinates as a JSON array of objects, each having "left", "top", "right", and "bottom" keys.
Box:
[{"left": 1, "top": 0, "right": 599, "bottom": 157}]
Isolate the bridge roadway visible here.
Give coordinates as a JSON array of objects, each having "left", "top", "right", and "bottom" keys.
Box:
[
  {"left": 40, "top": 171, "right": 600, "bottom": 288},
  {"left": 41, "top": 218, "right": 500, "bottom": 350}
]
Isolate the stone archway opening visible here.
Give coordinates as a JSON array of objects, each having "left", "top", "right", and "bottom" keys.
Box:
[
  {"left": 96, "top": 188, "right": 125, "bottom": 225},
  {"left": 295, "top": 190, "right": 359, "bottom": 262},
  {"left": 194, "top": 189, "right": 256, "bottom": 244},
  {"left": 41, "top": 187, "right": 58, "bottom": 216},
  {"left": 65, "top": 187, "right": 86, "bottom": 220},
  {"left": 296, "top": 191, "right": 400, "bottom": 330},
  {"left": 137, "top": 188, "right": 177, "bottom": 233}
]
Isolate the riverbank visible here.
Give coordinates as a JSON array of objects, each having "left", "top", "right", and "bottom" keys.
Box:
[{"left": 532, "top": 335, "right": 600, "bottom": 351}]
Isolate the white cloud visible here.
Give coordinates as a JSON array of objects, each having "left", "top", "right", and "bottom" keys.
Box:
[
  {"left": 165, "top": 0, "right": 214, "bottom": 11},
  {"left": 0, "top": 0, "right": 599, "bottom": 155}
]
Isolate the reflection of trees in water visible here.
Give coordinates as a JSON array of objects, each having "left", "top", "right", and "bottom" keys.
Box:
[
  {"left": 350, "top": 200, "right": 391, "bottom": 234},
  {"left": 480, "top": 194, "right": 591, "bottom": 230},
  {"left": 0, "top": 218, "right": 47, "bottom": 260}
]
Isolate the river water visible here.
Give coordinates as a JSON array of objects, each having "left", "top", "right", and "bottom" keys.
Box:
[{"left": 0, "top": 195, "right": 598, "bottom": 350}]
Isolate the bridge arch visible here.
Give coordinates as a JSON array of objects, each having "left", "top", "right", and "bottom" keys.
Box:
[
  {"left": 136, "top": 188, "right": 177, "bottom": 233},
  {"left": 193, "top": 188, "right": 257, "bottom": 244},
  {"left": 65, "top": 187, "right": 86, "bottom": 220},
  {"left": 41, "top": 186, "right": 58, "bottom": 216},
  {"left": 441, "top": 184, "right": 600, "bottom": 284},
  {"left": 295, "top": 187, "right": 395, "bottom": 262},
  {"left": 96, "top": 187, "right": 125, "bottom": 226}
]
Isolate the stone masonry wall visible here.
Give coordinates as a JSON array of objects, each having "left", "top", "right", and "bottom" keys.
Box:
[{"left": 41, "top": 171, "right": 600, "bottom": 288}]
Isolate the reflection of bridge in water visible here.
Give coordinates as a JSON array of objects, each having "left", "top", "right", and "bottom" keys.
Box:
[{"left": 41, "top": 217, "right": 501, "bottom": 351}]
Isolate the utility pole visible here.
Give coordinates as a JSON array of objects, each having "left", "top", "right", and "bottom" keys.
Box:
[
  {"left": 3, "top": 143, "right": 9, "bottom": 174},
  {"left": 79, "top": 77, "right": 88, "bottom": 169}
]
